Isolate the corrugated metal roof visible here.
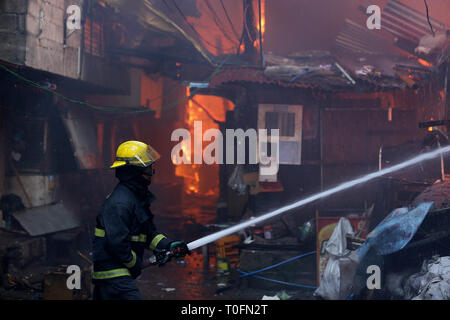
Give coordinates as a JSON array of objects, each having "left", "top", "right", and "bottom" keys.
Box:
[
  {"left": 209, "top": 66, "right": 321, "bottom": 89},
  {"left": 103, "top": 0, "right": 216, "bottom": 66},
  {"left": 331, "top": 0, "right": 446, "bottom": 88},
  {"left": 382, "top": 0, "right": 446, "bottom": 42},
  {"left": 13, "top": 202, "right": 80, "bottom": 236},
  {"left": 208, "top": 62, "right": 404, "bottom": 92},
  {"left": 335, "top": 19, "right": 392, "bottom": 55},
  {"left": 335, "top": 0, "right": 446, "bottom": 56}
]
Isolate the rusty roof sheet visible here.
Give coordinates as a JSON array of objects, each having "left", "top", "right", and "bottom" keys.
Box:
[
  {"left": 209, "top": 66, "right": 322, "bottom": 89},
  {"left": 209, "top": 62, "right": 405, "bottom": 92}
]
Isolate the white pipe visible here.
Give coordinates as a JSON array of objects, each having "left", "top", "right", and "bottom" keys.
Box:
[{"left": 334, "top": 62, "right": 356, "bottom": 85}]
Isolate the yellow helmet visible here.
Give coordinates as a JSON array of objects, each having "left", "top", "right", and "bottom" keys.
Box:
[{"left": 110, "top": 140, "right": 160, "bottom": 169}]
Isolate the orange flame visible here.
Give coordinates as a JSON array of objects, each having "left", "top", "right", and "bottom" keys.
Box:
[
  {"left": 428, "top": 117, "right": 434, "bottom": 132},
  {"left": 256, "top": 0, "right": 266, "bottom": 38},
  {"left": 261, "top": 0, "right": 266, "bottom": 38},
  {"left": 174, "top": 88, "right": 235, "bottom": 196},
  {"left": 255, "top": 0, "right": 266, "bottom": 47},
  {"left": 418, "top": 58, "right": 432, "bottom": 67}
]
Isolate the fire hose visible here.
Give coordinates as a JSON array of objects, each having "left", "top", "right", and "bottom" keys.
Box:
[{"left": 143, "top": 145, "right": 450, "bottom": 268}]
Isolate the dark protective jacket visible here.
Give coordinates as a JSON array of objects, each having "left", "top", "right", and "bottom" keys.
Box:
[{"left": 92, "top": 172, "right": 171, "bottom": 281}]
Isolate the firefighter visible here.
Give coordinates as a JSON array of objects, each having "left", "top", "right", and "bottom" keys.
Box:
[{"left": 92, "top": 140, "right": 190, "bottom": 300}]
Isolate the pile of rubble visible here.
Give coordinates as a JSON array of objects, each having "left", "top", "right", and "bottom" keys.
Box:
[{"left": 314, "top": 180, "right": 450, "bottom": 300}]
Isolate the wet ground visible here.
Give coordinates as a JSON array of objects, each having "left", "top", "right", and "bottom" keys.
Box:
[
  {"left": 137, "top": 250, "right": 316, "bottom": 300},
  {"left": 137, "top": 188, "right": 317, "bottom": 300}
]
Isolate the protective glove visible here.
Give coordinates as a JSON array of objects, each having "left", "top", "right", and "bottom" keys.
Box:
[
  {"left": 169, "top": 241, "right": 191, "bottom": 258},
  {"left": 154, "top": 248, "right": 172, "bottom": 267},
  {"left": 128, "top": 256, "right": 142, "bottom": 279}
]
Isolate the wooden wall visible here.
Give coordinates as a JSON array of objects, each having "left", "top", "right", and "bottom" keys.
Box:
[{"left": 233, "top": 83, "right": 436, "bottom": 224}]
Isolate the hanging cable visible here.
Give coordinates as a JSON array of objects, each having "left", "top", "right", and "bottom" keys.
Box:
[
  {"left": 189, "top": 97, "right": 223, "bottom": 123},
  {"left": 170, "top": 0, "right": 236, "bottom": 52},
  {"left": 0, "top": 53, "right": 233, "bottom": 114},
  {"left": 236, "top": 0, "right": 250, "bottom": 56},
  {"left": 203, "top": 0, "right": 239, "bottom": 45},
  {"left": 218, "top": 0, "right": 240, "bottom": 40},
  {"left": 243, "top": 0, "right": 254, "bottom": 44},
  {"left": 424, "top": 0, "right": 435, "bottom": 37},
  {"left": 0, "top": 64, "right": 142, "bottom": 113}
]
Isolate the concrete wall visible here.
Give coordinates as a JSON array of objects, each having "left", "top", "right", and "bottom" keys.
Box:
[
  {"left": 25, "top": 0, "right": 83, "bottom": 79},
  {"left": 0, "top": 0, "right": 129, "bottom": 93},
  {"left": 0, "top": 0, "right": 83, "bottom": 78},
  {"left": 0, "top": 0, "right": 27, "bottom": 64}
]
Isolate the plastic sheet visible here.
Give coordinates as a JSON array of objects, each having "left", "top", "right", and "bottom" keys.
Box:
[
  {"left": 357, "top": 202, "right": 434, "bottom": 259},
  {"left": 314, "top": 218, "right": 360, "bottom": 300},
  {"left": 406, "top": 256, "right": 450, "bottom": 300},
  {"left": 227, "top": 165, "right": 247, "bottom": 196}
]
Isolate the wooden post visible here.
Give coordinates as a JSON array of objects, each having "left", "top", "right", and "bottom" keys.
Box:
[
  {"left": 9, "top": 157, "right": 33, "bottom": 208},
  {"left": 241, "top": 0, "right": 259, "bottom": 64},
  {"left": 202, "top": 244, "right": 209, "bottom": 272}
]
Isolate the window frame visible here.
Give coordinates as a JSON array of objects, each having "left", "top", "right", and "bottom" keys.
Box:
[{"left": 258, "top": 104, "right": 303, "bottom": 165}]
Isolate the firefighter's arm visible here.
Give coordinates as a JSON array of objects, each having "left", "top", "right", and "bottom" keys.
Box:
[
  {"left": 103, "top": 204, "right": 141, "bottom": 274},
  {"left": 147, "top": 225, "right": 190, "bottom": 261},
  {"left": 147, "top": 227, "right": 172, "bottom": 251}
]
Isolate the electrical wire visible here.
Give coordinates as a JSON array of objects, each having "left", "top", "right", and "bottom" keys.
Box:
[
  {"left": 243, "top": 0, "right": 255, "bottom": 44},
  {"left": 203, "top": 0, "right": 239, "bottom": 45},
  {"left": 0, "top": 54, "right": 233, "bottom": 115},
  {"left": 236, "top": 0, "right": 250, "bottom": 56},
  {"left": 165, "top": 0, "right": 242, "bottom": 56},
  {"left": 0, "top": 64, "right": 144, "bottom": 114},
  {"left": 161, "top": 0, "right": 226, "bottom": 52},
  {"left": 424, "top": 0, "right": 435, "bottom": 37},
  {"left": 170, "top": 0, "right": 236, "bottom": 52},
  {"left": 0, "top": 3, "right": 242, "bottom": 116},
  {"left": 218, "top": 0, "right": 240, "bottom": 40},
  {"left": 190, "top": 97, "right": 222, "bottom": 123}
]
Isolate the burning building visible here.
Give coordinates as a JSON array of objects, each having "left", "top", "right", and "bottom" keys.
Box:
[{"left": 0, "top": 0, "right": 449, "bottom": 301}]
